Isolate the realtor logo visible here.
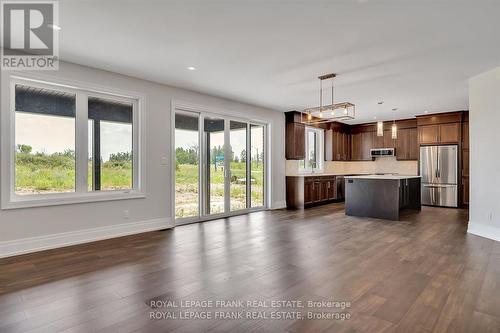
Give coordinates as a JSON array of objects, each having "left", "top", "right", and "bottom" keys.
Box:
[{"left": 1, "top": 0, "right": 59, "bottom": 70}]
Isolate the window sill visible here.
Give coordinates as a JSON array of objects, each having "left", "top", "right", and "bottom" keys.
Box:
[{"left": 1, "top": 191, "right": 146, "bottom": 210}]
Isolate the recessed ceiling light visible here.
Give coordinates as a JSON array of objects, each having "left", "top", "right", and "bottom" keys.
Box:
[
  {"left": 48, "top": 24, "right": 61, "bottom": 31},
  {"left": 377, "top": 101, "right": 384, "bottom": 105},
  {"left": 187, "top": 66, "right": 196, "bottom": 71}
]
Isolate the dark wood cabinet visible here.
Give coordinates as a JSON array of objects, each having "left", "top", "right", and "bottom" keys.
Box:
[
  {"left": 418, "top": 125, "right": 440, "bottom": 144},
  {"left": 285, "top": 122, "right": 305, "bottom": 159},
  {"left": 350, "top": 132, "right": 362, "bottom": 161},
  {"left": 462, "top": 122, "right": 469, "bottom": 150},
  {"left": 439, "top": 123, "right": 460, "bottom": 143},
  {"left": 361, "top": 131, "right": 374, "bottom": 160},
  {"left": 396, "top": 127, "right": 418, "bottom": 160},
  {"left": 286, "top": 176, "right": 343, "bottom": 209},
  {"left": 332, "top": 126, "right": 350, "bottom": 161},
  {"left": 418, "top": 121, "right": 461, "bottom": 145},
  {"left": 462, "top": 177, "right": 469, "bottom": 205}
]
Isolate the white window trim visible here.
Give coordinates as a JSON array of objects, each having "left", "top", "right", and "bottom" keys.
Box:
[
  {"left": 1, "top": 73, "right": 146, "bottom": 210},
  {"left": 299, "top": 126, "right": 324, "bottom": 174}
]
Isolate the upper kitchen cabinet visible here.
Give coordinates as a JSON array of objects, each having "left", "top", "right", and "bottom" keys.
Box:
[
  {"left": 350, "top": 124, "right": 375, "bottom": 161},
  {"left": 331, "top": 122, "right": 350, "bottom": 161},
  {"left": 285, "top": 111, "right": 306, "bottom": 160},
  {"left": 417, "top": 112, "right": 464, "bottom": 145},
  {"left": 396, "top": 127, "right": 418, "bottom": 160}
]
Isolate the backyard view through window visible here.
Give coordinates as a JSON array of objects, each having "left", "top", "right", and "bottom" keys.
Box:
[
  {"left": 88, "top": 97, "right": 133, "bottom": 191},
  {"left": 15, "top": 85, "right": 76, "bottom": 195},
  {"left": 175, "top": 111, "right": 266, "bottom": 220},
  {"left": 175, "top": 113, "right": 199, "bottom": 218},
  {"left": 13, "top": 82, "right": 137, "bottom": 198}
]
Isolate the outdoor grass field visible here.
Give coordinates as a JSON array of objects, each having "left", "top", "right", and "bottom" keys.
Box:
[
  {"left": 15, "top": 148, "right": 132, "bottom": 194},
  {"left": 175, "top": 161, "right": 264, "bottom": 218}
]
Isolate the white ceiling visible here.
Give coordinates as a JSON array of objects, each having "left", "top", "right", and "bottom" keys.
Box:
[{"left": 57, "top": 0, "right": 500, "bottom": 123}]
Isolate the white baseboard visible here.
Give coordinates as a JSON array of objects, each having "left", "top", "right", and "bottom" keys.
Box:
[
  {"left": 271, "top": 200, "right": 287, "bottom": 210},
  {"left": 0, "top": 217, "right": 173, "bottom": 258},
  {"left": 467, "top": 221, "right": 500, "bottom": 243}
]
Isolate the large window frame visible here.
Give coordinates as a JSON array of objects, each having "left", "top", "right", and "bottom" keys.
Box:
[
  {"left": 1, "top": 75, "right": 144, "bottom": 209},
  {"left": 172, "top": 101, "right": 270, "bottom": 226}
]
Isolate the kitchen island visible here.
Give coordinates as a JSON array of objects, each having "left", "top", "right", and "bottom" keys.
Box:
[{"left": 345, "top": 175, "right": 421, "bottom": 220}]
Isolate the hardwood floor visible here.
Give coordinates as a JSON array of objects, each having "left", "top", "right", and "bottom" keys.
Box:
[{"left": 1, "top": 203, "right": 499, "bottom": 333}]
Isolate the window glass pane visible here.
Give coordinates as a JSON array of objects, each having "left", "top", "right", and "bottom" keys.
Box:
[
  {"left": 250, "top": 124, "right": 265, "bottom": 207},
  {"left": 14, "top": 85, "right": 76, "bottom": 195},
  {"left": 308, "top": 130, "right": 317, "bottom": 169},
  {"left": 88, "top": 97, "right": 133, "bottom": 191},
  {"left": 204, "top": 117, "right": 225, "bottom": 214},
  {"left": 175, "top": 113, "right": 200, "bottom": 219},
  {"left": 230, "top": 121, "right": 247, "bottom": 211}
]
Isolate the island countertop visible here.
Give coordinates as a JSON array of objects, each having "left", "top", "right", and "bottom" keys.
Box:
[{"left": 345, "top": 175, "right": 421, "bottom": 180}]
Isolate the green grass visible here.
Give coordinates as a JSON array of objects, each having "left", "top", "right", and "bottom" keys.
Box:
[
  {"left": 175, "top": 162, "right": 264, "bottom": 218},
  {"left": 15, "top": 152, "right": 132, "bottom": 194}
]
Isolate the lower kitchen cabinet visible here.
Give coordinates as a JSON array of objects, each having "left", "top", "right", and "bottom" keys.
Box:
[{"left": 286, "top": 176, "right": 344, "bottom": 209}]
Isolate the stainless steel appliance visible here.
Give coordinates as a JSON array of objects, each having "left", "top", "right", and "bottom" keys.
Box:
[
  {"left": 370, "top": 148, "right": 395, "bottom": 157},
  {"left": 420, "top": 145, "right": 458, "bottom": 207}
]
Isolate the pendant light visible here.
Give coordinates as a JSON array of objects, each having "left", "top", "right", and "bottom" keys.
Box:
[
  {"left": 377, "top": 121, "right": 384, "bottom": 137},
  {"left": 391, "top": 108, "right": 398, "bottom": 139},
  {"left": 376, "top": 101, "right": 384, "bottom": 137}
]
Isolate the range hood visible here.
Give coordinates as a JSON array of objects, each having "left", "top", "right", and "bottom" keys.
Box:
[{"left": 370, "top": 148, "right": 395, "bottom": 158}]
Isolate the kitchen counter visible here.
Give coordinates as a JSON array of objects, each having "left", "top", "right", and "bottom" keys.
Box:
[{"left": 345, "top": 176, "right": 421, "bottom": 220}]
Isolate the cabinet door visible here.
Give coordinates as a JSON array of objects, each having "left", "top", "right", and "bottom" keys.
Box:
[
  {"left": 285, "top": 122, "right": 305, "bottom": 159},
  {"left": 439, "top": 123, "right": 460, "bottom": 143},
  {"left": 351, "top": 133, "right": 362, "bottom": 160},
  {"left": 383, "top": 130, "right": 395, "bottom": 148},
  {"left": 408, "top": 127, "right": 418, "bottom": 160},
  {"left": 313, "top": 181, "right": 322, "bottom": 202},
  {"left": 342, "top": 132, "right": 350, "bottom": 160},
  {"left": 396, "top": 128, "right": 409, "bottom": 160},
  {"left": 333, "top": 131, "right": 342, "bottom": 161},
  {"left": 320, "top": 180, "right": 329, "bottom": 202},
  {"left": 361, "top": 131, "right": 374, "bottom": 160},
  {"left": 462, "top": 177, "right": 469, "bottom": 205},
  {"left": 328, "top": 179, "right": 337, "bottom": 200},
  {"left": 373, "top": 131, "right": 384, "bottom": 149},
  {"left": 462, "top": 149, "right": 469, "bottom": 177},
  {"left": 462, "top": 122, "right": 469, "bottom": 149},
  {"left": 419, "top": 125, "right": 439, "bottom": 144},
  {"left": 304, "top": 180, "right": 314, "bottom": 205}
]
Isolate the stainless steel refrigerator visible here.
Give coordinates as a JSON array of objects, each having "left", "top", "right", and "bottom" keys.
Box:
[{"left": 420, "top": 145, "right": 458, "bottom": 207}]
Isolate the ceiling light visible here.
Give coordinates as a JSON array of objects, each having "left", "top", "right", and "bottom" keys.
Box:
[
  {"left": 377, "top": 121, "right": 383, "bottom": 137},
  {"left": 48, "top": 24, "right": 61, "bottom": 31},
  {"left": 378, "top": 101, "right": 384, "bottom": 105},
  {"left": 391, "top": 108, "right": 398, "bottom": 139},
  {"left": 301, "top": 73, "right": 355, "bottom": 124},
  {"left": 187, "top": 66, "right": 196, "bottom": 71}
]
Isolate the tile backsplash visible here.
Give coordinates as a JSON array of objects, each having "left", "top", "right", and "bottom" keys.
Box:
[{"left": 286, "top": 158, "right": 418, "bottom": 176}]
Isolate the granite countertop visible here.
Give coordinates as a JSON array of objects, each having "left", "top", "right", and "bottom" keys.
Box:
[{"left": 344, "top": 175, "right": 421, "bottom": 180}]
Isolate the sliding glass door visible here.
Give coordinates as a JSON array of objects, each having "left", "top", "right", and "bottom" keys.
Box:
[
  {"left": 174, "top": 109, "right": 266, "bottom": 223},
  {"left": 229, "top": 121, "right": 248, "bottom": 212},
  {"left": 203, "top": 117, "right": 226, "bottom": 215}
]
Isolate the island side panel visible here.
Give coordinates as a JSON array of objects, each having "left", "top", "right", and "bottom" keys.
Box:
[{"left": 345, "top": 178, "right": 401, "bottom": 220}]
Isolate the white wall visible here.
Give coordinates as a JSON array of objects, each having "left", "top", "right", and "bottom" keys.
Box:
[
  {"left": 0, "top": 62, "right": 286, "bottom": 257},
  {"left": 468, "top": 66, "right": 500, "bottom": 242}
]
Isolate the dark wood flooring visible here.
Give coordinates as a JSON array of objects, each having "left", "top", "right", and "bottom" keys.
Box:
[{"left": 1, "top": 203, "right": 499, "bottom": 333}]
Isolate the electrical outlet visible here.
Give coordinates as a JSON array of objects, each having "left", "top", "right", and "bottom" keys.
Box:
[{"left": 123, "top": 210, "right": 130, "bottom": 219}]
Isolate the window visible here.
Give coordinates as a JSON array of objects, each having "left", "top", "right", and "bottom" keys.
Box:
[
  {"left": 14, "top": 85, "right": 76, "bottom": 195},
  {"left": 88, "top": 97, "right": 133, "bottom": 191},
  {"left": 300, "top": 127, "right": 324, "bottom": 173},
  {"left": 4, "top": 77, "right": 142, "bottom": 208}
]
